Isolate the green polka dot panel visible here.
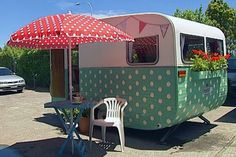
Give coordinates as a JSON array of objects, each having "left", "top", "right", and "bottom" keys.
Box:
[{"left": 80, "top": 67, "right": 227, "bottom": 130}]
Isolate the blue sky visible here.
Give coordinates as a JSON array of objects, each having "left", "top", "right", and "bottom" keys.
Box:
[{"left": 0, "top": 0, "right": 236, "bottom": 48}]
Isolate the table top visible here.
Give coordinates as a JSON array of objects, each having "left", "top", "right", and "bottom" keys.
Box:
[{"left": 44, "top": 100, "right": 93, "bottom": 109}]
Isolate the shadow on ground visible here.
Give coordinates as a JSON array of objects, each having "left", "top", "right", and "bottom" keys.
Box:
[
  {"left": 89, "top": 121, "right": 216, "bottom": 151},
  {"left": 3, "top": 119, "right": 217, "bottom": 157},
  {"left": 0, "top": 91, "right": 20, "bottom": 96},
  {"left": 215, "top": 108, "right": 236, "bottom": 123},
  {"left": 0, "top": 138, "right": 106, "bottom": 157}
]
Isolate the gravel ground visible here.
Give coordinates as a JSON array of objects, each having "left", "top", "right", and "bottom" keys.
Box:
[{"left": 0, "top": 89, "right": 236, "bottom": 157}]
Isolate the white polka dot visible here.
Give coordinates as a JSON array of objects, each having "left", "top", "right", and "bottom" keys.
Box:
[
  {"left": 128, "top": 75, "right": 132, "bottom": 79},
  {"left": 158, "top": 75, "right": 162, "bottom": 80},
  {"left": 128, "top": 107, "right": 132, "bottom": 112},
  {"left": 143, "top": 97, "right": 147, "bottom": 103},
  {"left": 166, "top": 70, "right": 171, "bottom": 75},
  {"left": 158, "top": 111, "right": 162, "bottom": 116},
  {"left": 122, "top": 90, "right": 125, "bottom": 95},
  {"left": 190, "top": 88, "right": 192, "bottom": 93},
  {"left": 129, "top": 96, "right": 132, "bottom": 101},
  {"left": 142, "top": 75, "right": 146, "bottom": 80},
  {"left": 166, "top": 82, "right": 171, "bottom": 87},
  {"left": 150, "top": 81, "right": 154, "bottom": 87},
  {"left": 158, "top": 99, "right": 163, "bottom": 104},
  {"left": 143, "top": 109, "right": 147, "bottom": 114},
  {"left": 143, "top": 86, "right": 147, "bottom": 91},
  {"left": 150, "top": 70, "right": 154, "bottom": 75},
  {"left": 128, "top": 85, "right": 132, "bottom": 90},
  {"left": 143, "top": 120, "right": 147, "bottom": 125},
  {"left": 150, "top": 104, "right": 154, "bottom": 109},
  {"left": 179, "top": 90, "right": 182, "bottom": 94},
  {"left": 167, "top": 119, "right": 171, "bottom": 124},
  {"left": 136, "top": 114, "right": 139, "bottom": 119},
  {"left": 136, "top": 92, "right": 139, "bottom": 96},
  {"left": 116, "top": 85, "right": 119, "bottom": 89},
  {"left": 150, "top": 116, "right": 154, "bottom": 121},
  {"left": 122, "top": 80, "right": 125, "bottom": 85},
  {"left": 150, "top": 92, "right": 154, "bottom": 98},
  {"left": 122, "top": 70, "right": 125, "bottom": 74},
  {"left": 129, "top": 118, "right": 133, "bottom": 122},
  {"left": 158, "top": 87, "right": 162, "bottom": 92},
  {"left": 135, "top": 70, "right": 139, "bottom": 75},
  {"left": 167, "top": 94, "right": 171, "bottom": 99},
  {"left": 136, "top": 81, "right": 139, "bottom": 86},
  {"left": 135, "top": 102, "right": 139, "bottom": 107},
  {"left": 189, "top": 77, "right": 192, "bottom": 82},
  {"left": 115, "top": 75, "right": 119, "bottom": 79},
  {"left": 167, "top": 106, "right": 172, "bottom": 111}
]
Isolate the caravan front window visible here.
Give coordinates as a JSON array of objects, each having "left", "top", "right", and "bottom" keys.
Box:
[
  {"left": 180, "top": 34, "right": 204, "bottom": 63},
  {"left": 206, "top": 38, "right": 224, "bottom": 55},
  {"left": 127, "top": 35, "right": 158, "bottom": 64}
]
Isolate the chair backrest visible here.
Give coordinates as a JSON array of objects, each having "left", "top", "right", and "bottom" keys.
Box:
[{"left": 103, "top": 98, "right": 127, "bottom": 120}]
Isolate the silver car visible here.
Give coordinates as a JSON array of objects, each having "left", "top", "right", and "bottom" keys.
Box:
[{"left": 0, "top": 67, "right": 25, "bottom": 93}]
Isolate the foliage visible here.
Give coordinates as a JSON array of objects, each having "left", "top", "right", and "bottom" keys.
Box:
[
  {"left": 0, "top": 45, "right": 50, "bottom": 88},
  {"left": 191, "top": 49, "right": 230, "bottom": 71},
  {"left": 174, "top": 5, "right": 213, "bottom": 25},
  {"left": 82, "top": 108, "right": 90, "bottom": 118},
  {"left": 206, "top": 0, "right": 236, "bottom": 51},
  {"left": 174, "top": 0, "right": 236, "bottom": 52}
]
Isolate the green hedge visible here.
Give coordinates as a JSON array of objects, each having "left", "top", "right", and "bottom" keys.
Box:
[{"left": 0, "top": 46, "right": 50, "bottom": 88}]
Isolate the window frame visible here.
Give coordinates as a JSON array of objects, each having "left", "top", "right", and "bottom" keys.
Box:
[
  {"left": 206, "top": 37, "right": 224, "bottom": 55},
  {"left": 126, "top": 35, "right": 159, "bottom": 66},
  {"left": 180, "top": 33, "right": 205, "bottom": 64}
]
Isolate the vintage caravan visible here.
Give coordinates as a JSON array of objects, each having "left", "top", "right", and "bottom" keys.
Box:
[{"left": 50, "top": 13, "right": 227, "bottom": 130}]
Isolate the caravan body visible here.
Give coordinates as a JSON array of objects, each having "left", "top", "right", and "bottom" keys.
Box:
[{"left": 77, "top": 13, "right": 227, "bottom": 130}]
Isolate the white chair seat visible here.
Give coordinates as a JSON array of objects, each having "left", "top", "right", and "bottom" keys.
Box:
[{"left": 89, "top": 98, "right": 128, "bottom": 152}]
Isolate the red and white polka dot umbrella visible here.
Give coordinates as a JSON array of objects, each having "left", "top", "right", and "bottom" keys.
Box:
[
  {"left": 7, "top": 13, "right": 134, "bottom": 101},
  {"left": 8, "top": 13, "right": 134, "bottom": 49}
]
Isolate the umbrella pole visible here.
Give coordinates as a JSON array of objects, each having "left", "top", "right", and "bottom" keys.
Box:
[
  {"left": 68, "top": 38, "right": 75, "bottom": 154},
  {"left": 68, "top": 39, "right": 73, "bottom": 102}
]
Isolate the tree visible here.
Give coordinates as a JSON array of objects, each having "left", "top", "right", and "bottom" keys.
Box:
[
  {"left": 174, "top": 5, "right": 212, "bottom": 25},
  {"left": 206, "top": 0, "right": 236, "bottom": 51},
  {"left": 174, "top": 0, "right": 236, "bottom": 52}
]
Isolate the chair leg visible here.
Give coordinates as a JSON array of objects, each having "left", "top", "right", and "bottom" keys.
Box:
[
  {"left": 101, "top": 126, "right": 106, "bottom": 142},
  {"left": 89, "top": 123, "right": 94, "bottom": 149},
  {"left": 117, "top": 126, "right": 125, "bottom": 152}
]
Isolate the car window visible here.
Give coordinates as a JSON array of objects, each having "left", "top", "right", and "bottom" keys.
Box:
[{"left": 0, "top": 68, "right": 13, "bottom": 76}]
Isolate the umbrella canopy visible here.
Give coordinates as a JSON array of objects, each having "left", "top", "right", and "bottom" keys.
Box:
[
  {"left": 8, "top": 13, "right": 133, "bottom": 49},
  {"left": 7, "top": 13, "right": 134, "bottom": 101}
]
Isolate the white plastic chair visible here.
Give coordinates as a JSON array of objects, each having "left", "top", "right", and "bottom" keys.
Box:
[{"left": 89, "top": 97, "right": 128, "bottom": 152}]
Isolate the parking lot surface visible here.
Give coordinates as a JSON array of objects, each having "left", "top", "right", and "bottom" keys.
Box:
[{"left": 0, "top": 90, "right": 236, "bottom": 157}]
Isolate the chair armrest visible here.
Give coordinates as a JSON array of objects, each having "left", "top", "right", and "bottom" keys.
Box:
[{"left": 90, "top": 99, "right": 104, "bottom": 120}]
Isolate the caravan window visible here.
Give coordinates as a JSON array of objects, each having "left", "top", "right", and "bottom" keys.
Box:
[
  {"left": 127, "top": 35, "right": 158, "bottom": 64},
  {"left": 206, "top": 38, "right": 224, "bottom": 54},
  {"left": 180, "top": 34, "right": 205, "bottom": 63}
]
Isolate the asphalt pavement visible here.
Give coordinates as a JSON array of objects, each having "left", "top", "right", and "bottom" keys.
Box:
[{"left": 0, "top": 89, "right": 236, "bottom": 157}]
